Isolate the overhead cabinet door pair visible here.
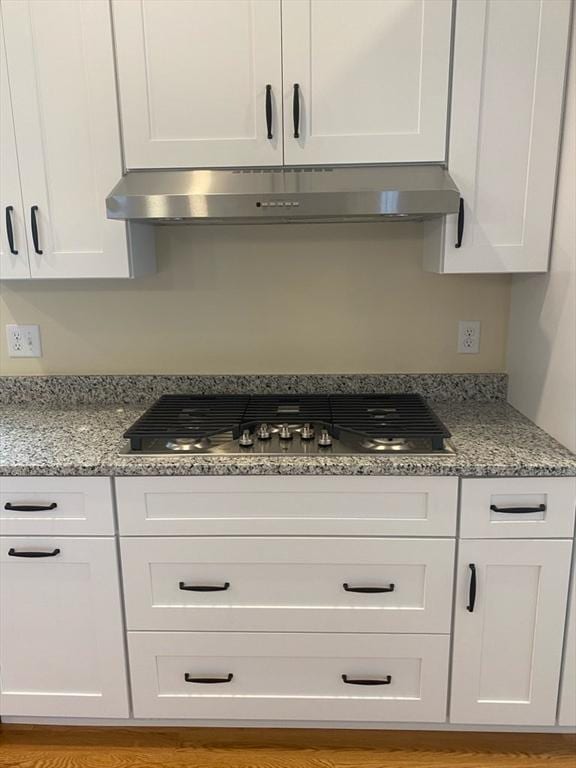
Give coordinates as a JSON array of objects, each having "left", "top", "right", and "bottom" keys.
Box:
[
  {"left": 0, "top": 0, "right": 153, "bottom": 279},
  {"left": 112, "top": 0, "right": 453, "bottom": 168}
]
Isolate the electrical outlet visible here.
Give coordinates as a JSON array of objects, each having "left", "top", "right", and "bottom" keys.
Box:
[
  {"left": 6, "top": 325, "right": 42, "bottom": 358},
  {"left": 457, "top": 320, "right": 480, "bottom": 354}
]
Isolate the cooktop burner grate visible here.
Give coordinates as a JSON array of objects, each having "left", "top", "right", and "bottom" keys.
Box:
[
  {"left": 241, "top": 395, "right": 332, "bottom": 427},
  {"left": 331, "top": 393, "right": 450, "bottom": 448},
  {"left": 123, "top": 392, "right": 451, "bottom": 453},
  {"left": 123, "top": 395, "right": 250, "bottom": 450}
]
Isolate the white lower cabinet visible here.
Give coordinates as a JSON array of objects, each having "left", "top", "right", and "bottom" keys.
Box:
[
  {"left": 558, "top": 564, "right": 576, "bottom": 726},
  {"left": 128, "top": 631, "right": 450, "bottom": 722},
  {"left": 0, "top": 537, "right": 129, "bottom": 717},
  {"left": 450, "top": 539, "right": 573, "bottom": 726}
]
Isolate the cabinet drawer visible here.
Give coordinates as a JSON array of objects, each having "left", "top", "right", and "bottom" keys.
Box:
[
  {"left": 459, "top": 478, "right": 576, "bottom": 539},
  {"left": 128, "top": 631, "right": 450, "bottom": 722},
  {"left": 115, "top": 476, "right": 458, "bottom": 536},
  {"left": 0, "top": 477, "right": 115, "bottom": 536},
  {"left": 121, "top": 537, "right": 455, "bottom": 634}
]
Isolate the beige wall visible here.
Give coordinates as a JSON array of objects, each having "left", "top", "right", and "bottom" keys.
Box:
[
  {"left": 507, "top": 21, "right": 576, "bottom": 452},
  {"left": 0, "top": 222, "right": 510, "bottom": 375}
]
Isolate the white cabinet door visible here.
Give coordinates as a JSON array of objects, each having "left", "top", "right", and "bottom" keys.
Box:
[
  {"left": 451, "top": 539, "right": 572, "bottom": 726},
  {"left": 0, "top": 537, "right": 129, "bottom": 717},
  {"left": 281, "top": 0, "right": 452, "bottom": 165},
  {"left": 559, "top": 564, "right": 576, "bottom": 726},
  {"left": 113, "top": 0, "right": 283, "bottom": 169},
  {"left": 426, "top": 0, "right": 571, "bottom": 273},
  {"left": 0, "top": 14, "right": 29, "bottom": 279},
  {"left": 1, "top": 0, "right": 148, "bottom": 278}
]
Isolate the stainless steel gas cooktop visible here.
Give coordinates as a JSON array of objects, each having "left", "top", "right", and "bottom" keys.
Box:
[{"left": 121, "top": 394, "right": 454, "bottom": 456}]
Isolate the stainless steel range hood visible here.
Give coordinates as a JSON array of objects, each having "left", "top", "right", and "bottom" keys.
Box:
[{"left": 106, "top": 165, "right": 460, "bottom": 224}]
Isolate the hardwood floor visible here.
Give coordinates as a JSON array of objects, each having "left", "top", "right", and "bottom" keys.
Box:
[{"left": 0, "top": 726, "right": 575, "bottom": 768}]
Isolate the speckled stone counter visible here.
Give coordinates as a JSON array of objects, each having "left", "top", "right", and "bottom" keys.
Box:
[{"left": 1, "top": 400, "right": 574, "bottom": 478}]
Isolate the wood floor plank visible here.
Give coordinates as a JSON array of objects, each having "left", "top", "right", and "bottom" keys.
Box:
[{"left": 0, "top": 726, "right": 575, "bottom": 768}]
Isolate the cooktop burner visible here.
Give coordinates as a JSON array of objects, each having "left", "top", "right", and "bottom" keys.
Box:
[{"left": 122, "top": 393, "right": 454, "bottom": 456}]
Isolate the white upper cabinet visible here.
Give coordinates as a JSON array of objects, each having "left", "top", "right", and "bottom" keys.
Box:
[
  {"left": 281, "top": 0, "right": 452, "bottom": 166},
  {"left": 425, "top": 0, "right": 571, "bottom": 273},
  {"left": 0, "top": 0, "right": 154, "bottom": 279},
  {"left": 112, "top": 0, "right": 452, "bottom": 169},
  {"left": 0, "top": 17, "right": 29, "bottom": 279},
  {"left": 113, "top": 0, "right": 283, "bottom": 169}
]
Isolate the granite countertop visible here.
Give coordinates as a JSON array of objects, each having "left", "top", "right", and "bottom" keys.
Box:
[{"left": 1, "top": 400, "right": 575, "bottom": 478}]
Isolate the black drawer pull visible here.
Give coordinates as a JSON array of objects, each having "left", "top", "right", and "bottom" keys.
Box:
[
  {"left": 455, "top": 197, "right": 464, "bottom": 248},
  {"left": 265, "top": 84, "right": 273, "bottom": 139},
  {"left": 4, "top": 502, "right": 57, "bottom": 512},
  {"left": 343, "top": 583, "right": 395, "bottom": 593},
  {"left": 5, "top": 206, "right": 18, "bottom": 254},
  {"left": 293, "top": 83, "right": 300, "bottom": 138},
  {"left": 179, "top": 581, "right": 230, "bottom": 592},
  {"left": 490, "top": 504, "right": 546, "bottom": 514},
  {"left": 184, "top": 673, "right": 233, "bottom": 684},
  {"left": 8, "top": 548, "right": 60, "bottom": 558},
  {"left": 30, "top": 205, "right": 43, "bottom": 254},
  {"left": 467, "top": 563, "right": 477, "bottom": 612},
  {"left": 342, "top": 675, "right": 392, "bottom": 686}
]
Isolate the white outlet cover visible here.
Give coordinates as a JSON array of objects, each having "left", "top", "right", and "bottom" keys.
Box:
[
  {"left": 457, "top": 320, "right": 481, "bottom": 354},
  {"left": 6, "top": 324, "right": 42, "bottom": 358}
]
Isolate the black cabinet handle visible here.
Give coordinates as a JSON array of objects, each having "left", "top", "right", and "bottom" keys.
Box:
[
  {"left": 184, "top": 673, "right": 233, "bottom": 684},
  {"left": 455, "top": 197, "right": 464, "bottom": 248},
  {"left": 265, "top": 84, "right": 273, "bottom": 139},
  {"left": 30, "top": 205, "right": 43, "bottom": 254},
  {"left": 4, "top": 502, "right": 57, "bottom": 512},
  {"left": 467, "top": 563, "right": 477, "bottom": 612},
  {"left": 179, "top": 581, "right": 230, "bottom": 592},
  {"left": 343, "top": 583, "right": 395, "bottom": 593},
  {"left": 490, "top": 504, "right": 546, "bottom": 514},
  {"left": 342, "top": 675, "right": 392, "bottom": 686},
  {"left": 8, "top": 548, "right": 61, "bottom": 558},
  {"left": 5, "top": 206, "right": 18, "bottom": 255},
  {"left": 293, "top": 83, "right": 300, "bottom": 138}
]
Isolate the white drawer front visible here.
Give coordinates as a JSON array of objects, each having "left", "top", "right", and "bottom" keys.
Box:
[
  {"left": 115, "top": 476, "right": 458, "bottom": 536},
  {"left": 121, "top": 537, "right": 455, "bottom": 633},
  {"left": 128, "top": 631, "right": 450, "bottom": 722},
  {"left": 0, "top": 477, "right": 115, "bottom": 536},
  {"left": 460, "top": 478, "right": 576, "bottom": 539}
]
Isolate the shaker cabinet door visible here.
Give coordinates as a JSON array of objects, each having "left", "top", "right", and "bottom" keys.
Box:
[
  {"left": 281, "top": 0, "right": 452, "bottom": 165},
  {"left": 427, "top": 0, "right": 571, "bottom": 273},
  {"left": 1, "top": 0, "right": 135, "bottom": 278},
  {"left": 0, "top": 537, "right": 129, "bottom": 718},
  {"left": 450, "top": 539, "right": 572, "bottom": 726},
  {"left": 0, "top": 14, "right": 29, "bottom": 279},
  {"left": 559, "top": 565, "right": 576, "bottom": 726},
  {"left": 113, "top": 0, "right": 283, "bottom": 169}
]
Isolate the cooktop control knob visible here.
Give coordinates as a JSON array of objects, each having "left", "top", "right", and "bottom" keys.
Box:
[
  {"left": 279, "top": 424, "right": 293, "bottom": 440},
  {"left": 300, "top": 423, "right": 314, "bottom": 440},
  {"left": 257, "top": 423, "right": 271, "bottom": 440},
  {"left": 318, "top": 429, "right": 333, "bottom": 447},
  {"left": 239, "top": 429, "right": 254, "bottom": 447}
]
